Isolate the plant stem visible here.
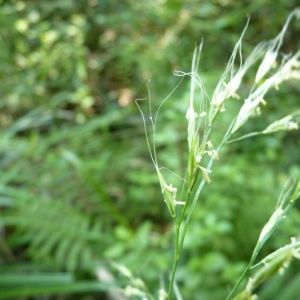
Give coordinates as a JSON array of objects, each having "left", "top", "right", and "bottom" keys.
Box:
[
  {"left": 167, "top": 242, "right": 180, "bottom": 300},
  {"left": 167, "top": 191, "right": 191, "bottom": 299},
  {"left": 167, "top": 121, "right": 234, "bottom": 299},
  {"left": 225, "top": 261, "right": 252, "bottom": 300},
  {"left": 226, "top": 131, "right": 261, "bottom": 144}
]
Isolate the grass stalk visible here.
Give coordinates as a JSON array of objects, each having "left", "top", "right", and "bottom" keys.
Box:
[{"left": 138, "top": 9, "right": 300, "bottom": 299}]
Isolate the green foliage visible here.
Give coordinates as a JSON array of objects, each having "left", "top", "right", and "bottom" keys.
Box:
[
  {"left": 1, "top": 0, "right": 300, "bottom": 299},
  {"left": 0, "top": 270, "right": 110, "bottom": 300},
  {"left": 1, "top": 186, "right": 104, "bottom": 271}
]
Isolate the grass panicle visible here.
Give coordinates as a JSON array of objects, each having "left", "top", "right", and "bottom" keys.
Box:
[{"left": 137, "top": 8, "right": 300, "bottom": 300}]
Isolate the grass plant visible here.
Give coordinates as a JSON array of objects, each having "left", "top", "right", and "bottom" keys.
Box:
[{"left": 135, "top": 8, "right": 300, "bottom": 300}]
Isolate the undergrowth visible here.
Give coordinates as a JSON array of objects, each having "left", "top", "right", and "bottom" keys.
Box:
[{"left": 1, "top": 6, "right": 300, "bottom": 300}]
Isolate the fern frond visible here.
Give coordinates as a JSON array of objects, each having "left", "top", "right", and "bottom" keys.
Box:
[{"left": 1, "top": 186, "right": 106, "bottom": 272}]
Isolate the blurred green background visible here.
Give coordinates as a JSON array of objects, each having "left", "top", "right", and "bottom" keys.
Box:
[{"left": 1, "top": 0, "right": 300, "bottom": 299}]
